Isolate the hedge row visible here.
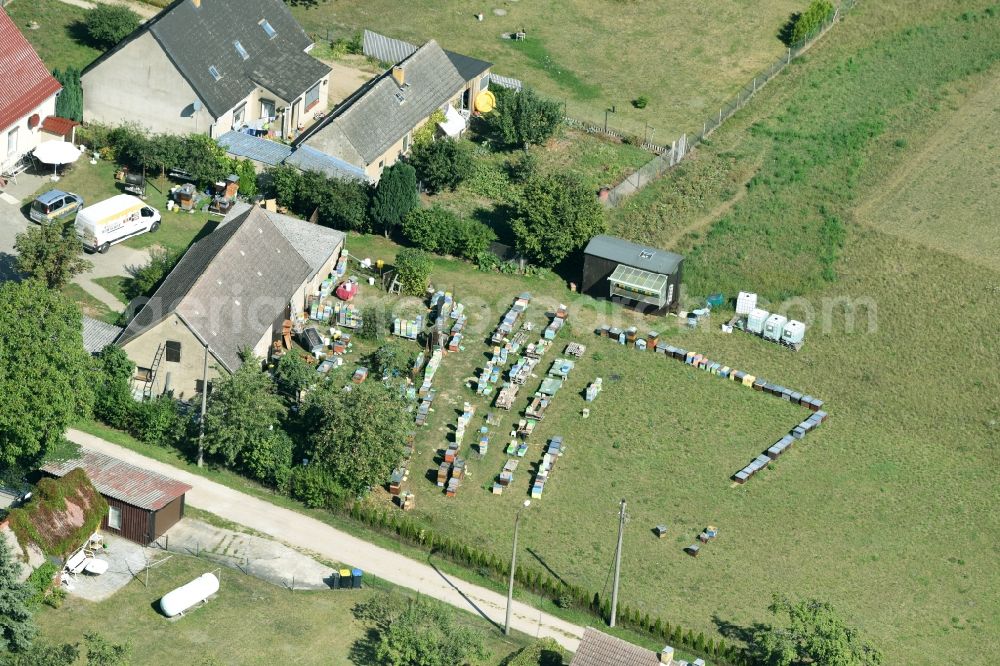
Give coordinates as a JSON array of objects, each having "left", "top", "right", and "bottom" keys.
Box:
[{"left": 344, "top": 502, "right": 748, "bottom": 665}]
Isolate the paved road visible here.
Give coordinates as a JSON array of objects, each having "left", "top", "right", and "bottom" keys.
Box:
[{"left": 67, "top": 429, "right": 586, "bottom": 652}]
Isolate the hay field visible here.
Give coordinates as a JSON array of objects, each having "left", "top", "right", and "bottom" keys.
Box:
[
  {"left": 854, "top": 74, "right": 1000, "bottom": 271},
  {"left": 291, "top": 0, "right": 802, "bottom": 139}
]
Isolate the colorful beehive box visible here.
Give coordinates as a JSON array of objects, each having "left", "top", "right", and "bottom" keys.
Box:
[{"left": 742, "top": 374, "right": 756, "bottom": 387}]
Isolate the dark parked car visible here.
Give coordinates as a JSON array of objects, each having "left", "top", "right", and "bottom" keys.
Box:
[{"left": 29, "top": 189, "right": 84, "bottom": 224}]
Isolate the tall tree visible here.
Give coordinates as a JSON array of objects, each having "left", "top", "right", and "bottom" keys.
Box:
[
  {"left": 752, "top": 596, "right": 883, "bottom": 666},
  {"left": 486, "top": 87, "right": 563, "bottom": 148},
  {"left": 393, "top": 248, "right": 431, "bottom": 297},
  {"left": 13, "top": 219, "right": 92, "bottom": 290},
  {"left": 93, "top": 345, "right": 135, "bottom": 430},
  {"left": 0, "top": 281, "right": 94, "bottom": 473},
  {"left": 0, "top": 535, "right": 36, "bottom": 654},
  {"left": 511, "top": 173, "right": 606, "bottom": 265},
  {"left": 273, "top": 352, "right": 313, "bottom": 405},
  {"left": 370, "top": 162, "right": 418, "bottom": 237},
  {"left": 52, "top": 68, "right": 83, "bottom": 122},
  {"left": 303, "top": 381, "right": 409, "bottom": 495},
  {"left": 202, "top": 357, "right": 291, "bottom": 486}
]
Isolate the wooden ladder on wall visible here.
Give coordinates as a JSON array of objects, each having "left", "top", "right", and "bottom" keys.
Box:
[{"left": 143, "top": 343, "right": 164, "bottom": 400}]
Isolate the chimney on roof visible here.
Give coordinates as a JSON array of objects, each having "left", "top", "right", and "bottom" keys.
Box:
[
  {"left": 391, "top": 65, "right": 405, "bottom": 88},
  {"left": 659, "top": 645, "right": 675, "bottom": 665}
]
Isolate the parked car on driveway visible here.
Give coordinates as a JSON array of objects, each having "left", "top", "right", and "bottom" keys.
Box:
[
  {"left": 74, "top": 194, "right": 161, "bottom": 254},
  {"left": 29, "top": 189, "right": 84, "bottom": 224}
]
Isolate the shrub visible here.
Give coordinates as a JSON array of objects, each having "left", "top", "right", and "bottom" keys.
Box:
[
  {"left": 359, "top": 304, "right": 390, "bottom": 341},
  {"left": 485, "top": 87, "right": 563, "bottom": 147},
  {"left": 125, "top": 248, "right": 179, "bottom": 301},
  {"left": 413, "top": 109, "right": 446, "bottom": 148},
  {"left": 85, "top": 5, "right": 140, "bottom": 49},
  {"left": 234, "top": 159, "right": 258, "bottom": 198},
  {"left": 288, "top": 465, "right": 345, "bottom": 509},
  {"left": 409, "top": 139, "right": 473, "bottom": 193},
  {"left": 632, "top": 95, "right": 649, "bottom": 109},
  {"left": 52, "top": 68, "right": 83, "bottom": 122},
  {"left": 789, "top": 0, "right": 836, "bottom": 45},
  {"left": 401, "top": 206, "right": 496, "bottom": 260},
  {"left": 129, "top": 396, "right": 184, "bottom": 447},
  {"left": 393, "top": 247, "right": 432, "bottom": 296},
  {"left": 509, "top": 150, "right": 539, "bottom": 184},
  {"left": 369, "top": 342, "right": 413, "bottom": 377}
]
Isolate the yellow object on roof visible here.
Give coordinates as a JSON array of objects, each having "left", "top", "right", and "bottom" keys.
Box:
[{"left": 475, "top": 90, "right": 496, "bottom": 113}]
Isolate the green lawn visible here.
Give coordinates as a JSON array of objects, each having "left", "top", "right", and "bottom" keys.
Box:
[
  {"left": 62, "top": 283, "right": 120, "bottom": 325},
  {"left": 35, "top": 546, "right": 536, "bottom": 665},
  {"left": 290, "top": 0, "right": 804, "bottom": 139},
  {"left": 5, "top": 0, "right": 102, "bottom": 72},
  {"left": 92, "top": 276, "right": 130, "bottom": 306}
]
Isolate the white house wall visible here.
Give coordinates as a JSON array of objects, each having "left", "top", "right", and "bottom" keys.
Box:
[
  {"left": 83, "top": 32, "right": 214, "bottom": 135},
  {"left": 1, "top": 94, "right": 57, "bottom": 173}
]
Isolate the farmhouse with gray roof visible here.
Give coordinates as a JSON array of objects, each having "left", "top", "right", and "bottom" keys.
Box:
[
  {"left": 82, "top": 0, "right": 331, "bottom": 140},
  {"left": 298, "top": 39, "right": 491, "bottom": 182},
  {"left": 117, "top": 205, "right": 344, "bottom": 400}
]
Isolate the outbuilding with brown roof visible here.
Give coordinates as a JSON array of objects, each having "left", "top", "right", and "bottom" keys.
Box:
[{"left": 41, "top": 449, "right": 192, "bottom": 545}]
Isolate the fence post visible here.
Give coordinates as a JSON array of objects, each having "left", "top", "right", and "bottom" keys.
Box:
[{"left": 787, "top": 47, "right": 791, "bottom": 64}]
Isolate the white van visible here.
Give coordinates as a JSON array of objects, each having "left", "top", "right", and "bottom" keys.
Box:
[{"left": 75, "top": 194, "right": 161, "bottom": 253}]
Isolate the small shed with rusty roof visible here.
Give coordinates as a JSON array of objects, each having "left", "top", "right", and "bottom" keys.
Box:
[{"left": 41, "top": 449, "right": 192, "bottom": 545}]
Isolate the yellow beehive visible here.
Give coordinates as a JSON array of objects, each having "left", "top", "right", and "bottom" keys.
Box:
[{"left": 742, "top": 374, "right": 756, "bottom": 387}]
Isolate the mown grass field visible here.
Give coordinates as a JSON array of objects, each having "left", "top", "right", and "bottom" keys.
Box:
[
  {"left": 36, "top": 545, "right": 534, "bottom": 665},
  {"left": 345, "top": 3, "right": 1000, "bottom": 663},
  {"left": 290, "top": 0, "right": 802, "bottom": 139},
  {"left": 854, "top": 73, "right": 1000, "bottom": 272}
]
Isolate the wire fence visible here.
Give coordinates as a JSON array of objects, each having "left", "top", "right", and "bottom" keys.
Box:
[{"left": 606, "top": 0, "right": 859, "bottom": 207}]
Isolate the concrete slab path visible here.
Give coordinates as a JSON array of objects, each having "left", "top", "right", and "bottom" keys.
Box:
[{"left": 66, "top": 429, "right": 586, "bottom": 652}]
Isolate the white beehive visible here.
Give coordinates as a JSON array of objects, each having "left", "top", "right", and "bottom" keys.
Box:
[
  {"left": 736, "top": 291, "right": 758, "bottom": 316},
  {"left": 747, "top": 308, "right": 769, "bottom": 335},
  {"left": 782, "top": 320, "right": 806, "bottom": 345},
  {"left": 764, "top": 313, "right": 788, "bottom": 341}
]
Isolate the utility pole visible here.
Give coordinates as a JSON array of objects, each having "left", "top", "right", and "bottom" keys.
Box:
[
  {"left": 610, "top": 498, "right": 626, "bottom": 627},
  {"left": 197, "top": 343, "right": 208, "bottom": 467},
  {"left": 505, "top": 499, "right": 531, "bottom": 636}
]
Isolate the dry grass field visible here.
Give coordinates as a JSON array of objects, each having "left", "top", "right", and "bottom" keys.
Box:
[{"left": 291, "top": 0, "right": 803, "bottom": 139}]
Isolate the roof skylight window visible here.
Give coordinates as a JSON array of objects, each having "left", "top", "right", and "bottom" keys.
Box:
[
  {"left": 209, "top": 65, "right": 222, "bottom": 81},
  {"left": 259, "top": 19, "right": 277, "bottom": 39},
  {"left": 234, "top": 40, "right": 249, "bottom": 60}
]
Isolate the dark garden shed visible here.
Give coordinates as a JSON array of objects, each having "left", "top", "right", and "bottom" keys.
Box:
[
  {"left": 41, "top": 449, "right": 191, "bottom": 545},
  {"left": 582, "top": 235, "right": 684, "bottom": 313}
]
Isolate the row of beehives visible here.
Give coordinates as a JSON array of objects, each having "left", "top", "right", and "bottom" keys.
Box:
[
  {"left": 734, "top": 408, "right": 828, "bottom": 484},
  {"left": 593, "top": 327, "right": 829, "bottom": 483}
]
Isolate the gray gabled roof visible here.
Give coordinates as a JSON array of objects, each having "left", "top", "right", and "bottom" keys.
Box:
[
  {"left": 584, "top": 234, "right": 684, "bottom": 275},
  {"left": 96, "top": 0, "right": 330, "bottom": 119},
  {"left": 218, "top": 130, "right": 293, "bottom": 166},
  {"left": 301, "top": 40, "right": 466, "bottom": 167},
  {"left": 118, "top": 207, "right": 312, "bottom": 372},
  {"left": 81, "top": 316, "right": 123, "bottom": 355},
  {"left": 223, "top": 202, "right": 346, "bottom": 276}
]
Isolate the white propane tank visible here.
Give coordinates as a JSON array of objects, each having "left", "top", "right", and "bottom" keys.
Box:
[
  {"left": 782, "top": 320, "right": 806, "bottom": 346},
  {"left": 763, "top": 314, "right": 788, "bottom": 341},
  {"left": 735, "top": 291, "right": 758, "bottom": 316},
  {"left": 746, "top": 308, "right": 769, "bottom": 335},
  {"left": 159, "top": 573, "right": 219, "bottom": 617}
]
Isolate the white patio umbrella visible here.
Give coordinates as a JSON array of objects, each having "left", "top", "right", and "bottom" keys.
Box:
[{"left": 33, "top": 140, "right": 82, "bottom": 181}]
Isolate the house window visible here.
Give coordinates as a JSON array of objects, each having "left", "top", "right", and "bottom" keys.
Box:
[
  {"left": 209, "top": 65, "right": 222, "bottom": 81},
  {"left": 304, "top": 82, "right": 321, "bottom": 111},
  {"left": 234, "top": 40, "right": 249, "bottom": 60},
  {"left": 165, "top": 340, "right": 181, "bottom": 363},
  {"left": 259, "top": 19, "right": 277, "bottom": 39},
  {"left": 233, "top": 103, "right": 246, "bottom": 127},
  {"left": 108, "top": 506, "right": 122, "bottom": 530},
  {"left": 402, "top": 132, "right": 410, "bottom": 153},
  {"left": 6, "top": 127, "right": 17, "bottom": 157},
  {"left": 261, "top": 99, "right": 276, "bottom": 119}
]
